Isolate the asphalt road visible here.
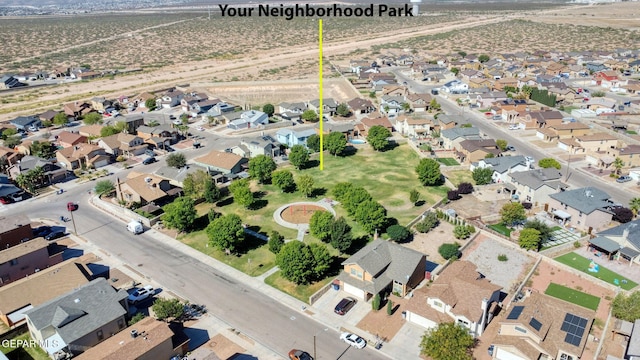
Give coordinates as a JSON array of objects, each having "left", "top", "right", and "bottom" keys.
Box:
[{"left": 10, "top": 167, "right": 386, "bottom": 360}]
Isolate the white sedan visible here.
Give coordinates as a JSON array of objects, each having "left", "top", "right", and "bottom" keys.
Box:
[{"left": 340, "top": 332, "right": 366, "bottom": 349}]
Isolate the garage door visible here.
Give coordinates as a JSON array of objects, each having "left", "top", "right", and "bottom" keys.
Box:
[
  {"left": 93, "top": 159, "right": 109, "bottom": 168},
  {"left": 496, "top": 347, "right": 526, "bottom": 360},
  {"left": 343, "top": 283, "right": 365, "bottom": 299},
  {"left": 406, "top": 311, "right": 437, "bottom": 330}
]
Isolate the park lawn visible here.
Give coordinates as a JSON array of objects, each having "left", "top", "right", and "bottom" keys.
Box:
[
  {"left": 436, "top": 158, "right": 460, "bottom": 166},
  {"left": 544, "top": 283, "right": 600, "bottom": 311},
  {"left": 489, "top": 223, "right": 512, "bottom": 237},
  {"left": 1, "top": 332, "right": 49, "bottom": 359},
  {"left": 443, "top": 169, "right": 474, "bottom": 186},
  {"left": 555, "top": 252, "right": 638, "bottom": 291},
  {"left": 265, "top": 270, "right": 335, "bottom": 304}
]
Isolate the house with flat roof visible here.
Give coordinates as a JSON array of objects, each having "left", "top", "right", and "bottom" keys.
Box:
[
  {"left": 404, "top": 260, "right": 501, "bottom": 337},
  {"left": 548, "top": 187, "right": 614, "bottom": 233},
  {"left": 0, "top": 255, "right": 93, "bottom": 327},
  {"left": 75, "top": 317, "right": 189, "bottom": 360},
  {"left": 492, "top": 292, "right": 595, "bottom": 360},
  {"left": 0, "top": 237, "right": 64, "bottom": 288},
  {"left": 337, "top": 239, "right": 425, "bottom": 300},
  {"left": 24, "top": 278, "right": 129, "bottom": 358},
  {"left": 508, "top": 168, "right": 567, "bottom": 205}
]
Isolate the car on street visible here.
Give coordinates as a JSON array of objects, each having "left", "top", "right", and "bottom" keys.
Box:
[
  {"left": 8, "top": 191, "right": 25, "bottom": 202},
  {"left": 197, "top": 126, "right": 205, "bottom": 131},
  {"left": 340, "top": 332, "right": 366, "bottom": 349},
  {"left": 67, "top": 202, "right": 78, "bottom": 211},
  {"left": 506, "top": 145, "right": 516, "bottom": 151},
  {"left": 508, "top": 124, "right": 520, "bottom": 130},
  {"left": 288, "top": 349, "right": 313, "bottom": 360},
  {"left": 334, "top": 297, "right": 356, "bottom": 315},
  {"left": 616, "top": 176, "right": 632, "bottom": 183},
  {"left": 33, "top": 226, "right": 52, "bottom": 237},
  {"left": 45, "top": 231, "right": 66, "bottom": 241},
  {"left": 142, "top": 157, "right": 156, "bottom": 165},
  {"left": 127, "top": 285, "right": 155, "bottom": 304}
]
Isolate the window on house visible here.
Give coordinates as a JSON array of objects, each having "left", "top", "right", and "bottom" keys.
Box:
[
  {"left": 97, "top": 330, "right": 104, "bottom": 341},
  {"left": 515, "top": 326, "right": 527, "bottom": 334},
  {"left": 564, "top": 205, "right": 568, "bottom": 210},
  {"left": 457, "top": 319, "right": 469, "bottom": 327}
]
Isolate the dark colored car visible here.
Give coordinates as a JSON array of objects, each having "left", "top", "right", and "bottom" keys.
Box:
[
  {"left": 142, "top": 157, "right": 156, "bottom": 165},
  {"left": 45, "top": 231, "right": 65, "bottom": 241},
  {"left": 0, "top": 196, "right": 11, "bottom": 204},
  {"left": 33, "top": 226, "right": 52, "bottom": 237},
  {"left": 334, "top": 297, "right": 357, "bottom": 315},
  {"left": 288, "top": 349, "right": 313, "bottom": 360}
]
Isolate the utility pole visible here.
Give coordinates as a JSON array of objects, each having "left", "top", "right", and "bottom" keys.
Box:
[
  {"left": 565, "top": 152, "right": 572, "bottom": 182},
  {"left": 69, "top": 208, "right": 77, "bottom": 235}
]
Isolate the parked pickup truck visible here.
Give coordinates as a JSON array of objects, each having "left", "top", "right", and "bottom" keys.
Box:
[{"left": 127, "top": 285, "right": 154, "bottom": 304}]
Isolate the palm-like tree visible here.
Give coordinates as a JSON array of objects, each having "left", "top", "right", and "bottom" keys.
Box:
[
  {"left": 613, "top": 157, "right": 624, "bottom": 175},
  {"left": 630, "top": 198, "right": 640, "bottom": 217}
]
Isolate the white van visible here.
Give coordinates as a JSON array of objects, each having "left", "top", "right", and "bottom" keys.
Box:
[{"left": 127, "top": 220, "right": 144, "bottom": 235}]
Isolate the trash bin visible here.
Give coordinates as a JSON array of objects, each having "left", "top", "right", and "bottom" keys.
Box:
[
  {"left": 401, "top": 311, "right": 407, "bottom": 319},
  {"left": 332, "top": 283, "right": 340, "bottom": 291}
]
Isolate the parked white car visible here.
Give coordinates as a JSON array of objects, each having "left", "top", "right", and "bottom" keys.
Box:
[
  {"left": 340, "top": 332, "right": 366, "bottom": 349},
  {"left": 127, "top": 285, "right": 154, "bottom": 304}
]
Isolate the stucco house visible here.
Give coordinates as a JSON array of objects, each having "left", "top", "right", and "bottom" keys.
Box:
[
  {"left": 456, "top": 139, "right": 501, "bottom": 163},
  {"left": 193, "top": 150, "right": 248, "bottom": 175},
  {"left": 116, "top": 172, "right": 175, "bottom": 205},
  {"left": 56, "top": 144, "right": 109, "bottom": 170},
  {"left": 508, "top": 168, "right": 567, "bottom": 205},
  {"left": 0, "top": 237, "right": 63, "bottom": 288},
  {"left": 395, "top": 116, "right": 434, "bottom": 138},
  {"left": 9, "top": 116, "right": 41, "bottom": 131},
  {"left": 226, "top": 110, "right": 269, "bottom": 130},
  {"left": 440, "top": 127, "right": 481, "bottom": 150},
  {"left": 98, "top": 133, "right": 146, "bottom": 158},
  {"left": 336, "top": 239, "right": 425, "bottom": 300},
  {"left": 275, "top": 128, "right": 317, "bottom": 148},
  {"left": 596, "top": 220, "right": 640, "bottom": 265},
  {"left": 404, "top": 260, "right": 501, "bottom": 337},
  {"left": 8, "top": 156, "right": 68, "bottom": 185},
  {"left": 307, "top": 98, "right": 338, "bottom": 116},
  {"left": 347, "top": 98, "right": 376, "bottom": 115},
  {"left": 57, "top": 131, "right": 88, "bottom": 149},
  {"left": 230, "top": 135, "right": 281, "bottom": 158},
  {"left": 405, "top": 93, "right": 433, "bottom": 112},
  {"left": 471, "top": 155, "right": 529, "bottom": 184},
  {"left": 156, "top": 89, "right": 184, "bottom": 109},
  {"left": 548, "top": 187, "right": 614, "bottom": 233}
]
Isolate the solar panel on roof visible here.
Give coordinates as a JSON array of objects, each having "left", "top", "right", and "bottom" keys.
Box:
[
  {"left": 507, "top": 306, "right": 524, "bottom": 320},
  {"left": 562, "top": 312, "right": 588, "bottom": 347},
  {"left": 529, "top": 318, "right": 542, "bottom": 331}
]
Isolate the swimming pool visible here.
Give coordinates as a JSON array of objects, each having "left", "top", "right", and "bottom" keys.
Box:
[{"left": 349, "top": 139, "right": 366, "bottom": 144}]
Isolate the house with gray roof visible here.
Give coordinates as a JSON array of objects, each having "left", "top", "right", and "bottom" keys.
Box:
[
  {"left": 307, "top": 98, "right": 338, "bottom": 116},
  {"left": 154, "top": 164, "right": 209, "bottom": 187},
  {"left": 508, "top": 168, "right": 567, "bottom": 205},
  {"left": 24, "top": 278, "right": 129, "bottom": 358},
  {"left": 597, "top": 220, "right": 640, "bottom": 264},
  {"left": 471, "top": 155, "right": 529, "bottom": 183},
  {"left": 226, "top": 110, "right": 269, "bottom": 130},
  {"left": 230, "top": 135, "right": 281, "bottom": 158},
  {"left": 8, "top": 156, "right": 68, "bottom": 185},
  {"left": 278, "top": 102, "right": 307, "bottom": 121},
  {"left": 275, "top": 128, "right": 316, "bottom": 148},
  {"left": 337, "top": 239, "right": 426, "bottom": 300},
  {"left": 9, "top": 116, "right": 41, "bottom": 131},
  {"left": 440, "top": 127, "right": 481, "bottom": 150},
  {"left": 548, "top": 187, "right": 614, "bottom": 232}
]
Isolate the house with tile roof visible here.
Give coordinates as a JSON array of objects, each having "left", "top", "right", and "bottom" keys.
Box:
[
  {"left": 24, "top": 278, "right": 129, "bottom": 358},
  {"left": 116, "top": 173, "right": 175, "bottom": 205},
  {"left": 336, "top": 239, "right": 425, "bottom": 300},
  {"left": 0, "top": 237, "right": 64, "bottom": 289},
  {"left": 56, "top": 143, "right": 109, "bottom": 170},
  {"left": 404, "top": 260, "right": 501, "bottom": 337},
  {"left": 193, "top": 150, "right": 248, "bottom": 176},
  {"left": 548, "top": 187, "right": 614, "bottom": 232},
  {"left": 492, "top": 292, "right": 594, "bottom": 360},
  {"left": 346, "top": 98, "right": 376, "bottom": 115},
  {"left": 508, "top": 168, "right": 567, "bottom": 205},
  {"left": 97, "top": 133, "right": 146, "bottom": 158}
]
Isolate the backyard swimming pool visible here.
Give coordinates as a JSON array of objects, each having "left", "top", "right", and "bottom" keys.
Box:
[{"left": 349, "top": 139, "right": 366, "bottom": 144}]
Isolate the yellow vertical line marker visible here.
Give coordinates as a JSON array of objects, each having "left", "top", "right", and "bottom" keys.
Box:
[{"left": 318, "top": 19, "right": 324, "bottom": 171}]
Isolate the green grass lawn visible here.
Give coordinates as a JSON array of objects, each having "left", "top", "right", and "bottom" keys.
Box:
[
  {"left": 436, "top": 158, "right": 460, "bottom": 166},
  {"left": 627, "top": 130, "right": 638, "bottom": 135},
  {"left": 443, "top": 169, "right": 474, "bottom": 186},
  {"left": 555, "top": 252, "right": 638, "bottom": 290},
  {"left": 488, "top": 223, "right": 512, "bottom": 237},
  {"left": 544, "top": 283, "right": 601, "bottom": 311},
  {"left": 265, "top": 270, "right": 335, "bottom": 304},
  {"left": 1, "top": 332, "right": 49, "bottom": 359}
]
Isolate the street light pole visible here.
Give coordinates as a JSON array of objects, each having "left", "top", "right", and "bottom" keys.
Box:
[
  {"left": 314, "top": 328, "right": 328, "bottom": 360},
  {"left": 565, "top": 152, "right": 572, "bottom": 182},
  {"left": 69, "top": 208, "right": 77, "bottom": 235}
]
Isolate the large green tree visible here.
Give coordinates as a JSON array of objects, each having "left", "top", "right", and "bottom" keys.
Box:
[
  {"left": 355, "top": 200, "right": 387, "bottom": 234},
  {"left": 29, "top": 141, "right": 56, "bottom": 159},
  {"left": 523, "top": 219, "right": 552, "bottom": 242},
  {"left": 500, "top": 202, "right": 526, "bottom": 226},
  {"left": 288, "top": 145, "right": 309, "bottom": 170},
  {"left": 336, "top": 103, "right": 350, "bottom": 117},
  {"left": 53, "top": 112, "right": 69, "bottom": 126},
  {"left": 297, "top": 174, "right": 315, "bottom": 197},
  {"left": 83, "top": 112, "right": 103, "bottom": 125},
  {"left": 420, "top": 322, "right": 474, "bottom": 360},
  {"left": 204, "top": 179, "right": 221, "bottom": 203},
  {"left": 332, "top": 182, "right": 354, "bottom": 202},
  {"left": 1, "top": 128, "right": 17, "bottom": 140},
  {"left": 309, "top": 210, "right": 334, "bottom": 241},
  {"left": 416, "top": 158, "right": 443, "bottom": 186},
  {"left": 496, "top": 139, "right": 508, "bottom": 151},
  {"left": 325, "top": 131, "right": 347, "bottom": 156},
  {"left": 612, "top": 291, "right": 640, "bottom": 322},
  {"left": 538, "top": 158, "right": 561, "bottom": 170},
  {"left": 387, "top": 225, "right": 410, "bottom": 242},
  {"left": 231, "top": 182, "right": 254, "bottom": 209},
  {"left": 276, "top": 241, "right": 316, "bottom": 284},
  {"left": 366, "top": 125, "right": 392, "bottom": 151},
  {"left": 630, "top": 197, "right": 640, "bottom": 217},
  {"left": 309, "top": 243, "right": 332, "bottom": 279},
  {"left": 94, "top": 180, "right": 115, "bottom": 196},
  {"left": 182, "top": 170, "right": 212, "bottom": 199},
  {"left": 301, "top": 109, "right": 318, "bottom": 122},
  {"left": 330, "top": 217, "right": 352, "bottom": 252},
  {"left": 145, "top": 98, "right": 157, "bottom": 111},
  {"left": 519, "top": 228, "right": 541, "bottom": 250},
  {"left": 206, "top": 214, "right": 244, "bottom": 252},
  {"left": 248, "top": 155, "right": 277, "bottom": 184},
  {"left": 342, "top": 186, "right": 372, "bottom": 216},
  {"left": 472, "top": 167, "right": 493, "bottom": 185},
  {"left": 151, "top": 298, "right": 184, "bottom": 322},
  {"left": 306, "top": 134, "right": 320, "bottom": 153},
  {"left": 262, "top": 103, "right": 275, "bottom": 117},
  {"left": 272, "top": 170, "right": 296, "bottom": 192},
  {"left": 166, "top": 153, "right": 186, "bottom": 168},
  {"left": 268, "top": 231, "right": 285, "bottom": 254},
  {"left": 162, "top": 197, "right": 197, "bottom": 232}
]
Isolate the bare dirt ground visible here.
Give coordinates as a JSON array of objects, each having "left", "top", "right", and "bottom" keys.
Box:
[
  {"left": 405, "top": 221, "right": 469, "bottom": 264},
  {"left": 356, "top": 296, "right": 408, "bottom": 343},
  {"left": 536, "top": 2, "right": 640, "bottom": 30},
  {"left": 280, "top": 204, "right": 324, "bottom": 224}
]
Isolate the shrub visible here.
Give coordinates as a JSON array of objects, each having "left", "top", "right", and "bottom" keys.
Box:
[
  {"left": 457, "top": 182, "right": 473, "bottom": 194},
  {"left": 208, "top": 209, "right": 221, "bottom": 222},
  {"left": 453, "top": 225, "right": 471, "bottom": 239},
  {"left": 497, "top": 254, "right": 508, "bottom": 262},
  {"left": 573, "top": 241, "right": 582, "bottom": 248},
  {"left": 372, "top": 293, "right": 381, "bottom": 311},
  {"left": 387, "top": 225, "right": 410, "bottom": 242},
  {"left": 613, "top": 207, "right": 633, "bottom": 223},
  {"left": 447, "top": 190, "right": 461, "bottom": 201},
  {"left": 416, "top": 212, "right": 439, "bottom": 233},
  {"left": 387, "top": 300, "right": 394, "bottom": 315},
  {"left": 438, "top": 242, "right": 460, "bottom": 260}
]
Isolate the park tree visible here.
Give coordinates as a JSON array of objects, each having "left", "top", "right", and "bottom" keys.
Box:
[
  {"left": 272, "top": 170, "right": 296, "bottom": 192},
  {"left": 166, "top": 153, "right": 186, "bottom": 168},
  {"left": 297, "top": 174, "right": 315, "bottom": 197},
  {"left": 248, "top": 155, "right": 277, "bottom": 184},
  {"left": 448, "top": 190, "right": 461, "bottom": 201},
  {"left": 262, "top": 103, "right": 275, "bottom": 117},
  {"left": 332, "top": 182, "right": 354, "bottom": 202},
  {"left": 416, "top": 212, "right": 439, "bottom": 233},
  {"left": 472, "top": 167, "right": 493, "bottom": 185},
  {"left": 145, "top": 98, "right": 157, "bottom": 111},
  {"left": 416, "top": 158, "right": 443, "bottom": 186},
  {"left": 326, "top": 131, "right": 347, "bottom": 156},
  {"left": 500, "top": 202, "right": 526, "bottom": 226},
  {"left": 288, "top": 145, "right": 309, "bottom": 169},
  {"left": 478, "top": 54, "right": 490, "bottom": 63},
  {"left": 330, "top": 217, "right": 353, "bottom": 253},
  {"left": 268, "top": 231, "right": 285, "bottom": 254},
  {"left": 336, "top": 103, "right": 350, "bottom": 117},
  {"left": 342, "top": 186, "right": 372, "bottom": 216},
  {"left": 94, "top": 180, "right": 115, "bottom": 196},
  {"left": 366, "top": 125, "right": 392, "bottom": 151},
  {"left": 233, "top": 185, "right": 254, "bottom": 209},
  {"left": 630, "top": 197, "right": 640, "bottom": 217},
  {"left": 276, "top": 241, "right": 316, "bottom": 284},
  {"left": 204, "top": 179, "right": 221, "bottom": 203},
  {"left": 310, "top": 210, "right": 335, "bottom": 241},
  {"left": 613, "top": 157, "right": 624, "bottom": 175},
  {"left": 301, "top": 109, "right": 318, "bottom": 122},
  {"left": 83, "top": 112, "right": 102, "bottom": 125},
  {"left": 208, "top": 209, "right": 221, "bottom": 222},
  {"left": 613, "top": 207, "right": 634, "bottom": 223},
  {"left": 519, "top": 228, "right": 541, "bottom": 250},
  {"left": 496, "top": 139, "right": 508, "bottom": 151},
  {"left": 162, "top": 197, "right": 197, "bottom": 232},
  {"left": 538, "top": 158, "right": 561, "bottom": 170},
  {"left": 309, "top": 243, "right": 332, "bottom": 279},
  {"left": 387, "top": 225, "right": 410, "bottom": 242},
  {"left": 409, "top": 189, "right": 420, "bottom": 204},
  {"left": 151, "top": 298, "right": 184, "bottom": 322},
  {"left": 612, "top": 291, "right": 640, "bottom": 322},
  {"left": 438, "top": 243, "right": 460, "bottom": 260},
  {"left": 53, "top": 112, "right": 69, "bottom": 126},
  {"left": 306, "top": 134, "right": 320, "bottom": 153},
  {"left": 207, "top": 214, "right": 244, "bottom": 252},
  {"left": 420, "top": 322, "right": 474, "bottom": 360},
  {"left": 355, "top": 200, "right": 387, "bottom": 234},
  {"left": 523, "top": 219, "right": 552, "bottom": 242},
  {"left": 29, "top": 141, "right": 56, "bottom": 159},
  {"left": 183, "top": 170, "right": 212, "bottom": 199}
]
